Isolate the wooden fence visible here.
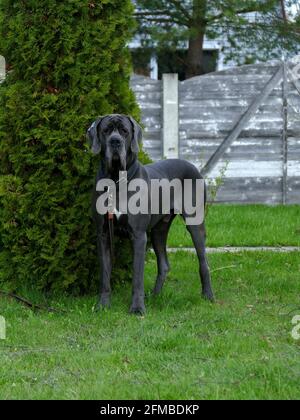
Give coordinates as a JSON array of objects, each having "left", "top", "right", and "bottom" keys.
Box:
[{"left": 131, "top": 57, "right": 300, "bottom": 204}]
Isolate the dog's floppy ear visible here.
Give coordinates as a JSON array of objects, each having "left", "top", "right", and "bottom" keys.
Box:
[
  {"left": 87, "top": 117, "right": 105, "bottom": 155},
  {"left": 128, "top": 116, "right": 143, "bottom": 154}
]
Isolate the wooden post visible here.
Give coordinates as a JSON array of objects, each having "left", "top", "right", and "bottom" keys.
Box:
[
  {"left": 0, "top": 316, "right": 6, "bottom": 340},
  {"left": 163, "top": 74, "right": 179, "bottom": 159},
  {"left": 282, "top": 62, "right": 288, "bottom": 205},
  {"left": 0, "top": 55, "right": 5, "bottom": 82}
]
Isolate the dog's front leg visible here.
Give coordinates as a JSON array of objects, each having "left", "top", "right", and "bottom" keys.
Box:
[
  {"left": 96, "top": 229, "right": 112, "bottom": 310},
  {"left": 130, "top": 231, "right": 147, "bottom": 315}
]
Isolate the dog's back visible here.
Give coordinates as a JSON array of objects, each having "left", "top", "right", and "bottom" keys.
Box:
[{"left": 145, "top": 158, "right": 203, "bottom": 183}]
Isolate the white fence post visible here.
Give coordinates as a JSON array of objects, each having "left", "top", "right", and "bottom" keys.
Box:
[
  {"left": 0, "top": 316, "right": 6, "bottom": 340},
  {"left": 162, "top": 74, "right": 179, "bottom": 159},
  {"left": 0, "top": 55, "right": 5, "bottom": 82}
]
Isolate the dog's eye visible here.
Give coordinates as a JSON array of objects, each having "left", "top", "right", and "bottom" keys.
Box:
[
  {"left": 120, "top": 127, "right": 128, "bottom": 136},
  {"left": 103, "top": 127, "right": 111, "bottom": 135}
]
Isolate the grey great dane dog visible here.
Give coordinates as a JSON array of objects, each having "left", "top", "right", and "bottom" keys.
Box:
[{"left": 87, "top": 114, "right": 214, "bottom": 314}]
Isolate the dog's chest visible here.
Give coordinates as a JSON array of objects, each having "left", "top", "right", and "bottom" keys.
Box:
[
  {"left": 113, "top": 212, "right": 131, "bottom": 237},
  {"left": 113, "top": 207, "right": 123, "bottom": 221}
]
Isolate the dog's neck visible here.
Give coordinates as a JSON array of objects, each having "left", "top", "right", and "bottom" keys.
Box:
[{"left": 97, "top": 158, "right": 139, "bottom": 184}]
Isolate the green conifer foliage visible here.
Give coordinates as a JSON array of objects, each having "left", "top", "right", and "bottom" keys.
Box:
[{"left": 0, "top": 0, "right": 148, "bottom": 293}]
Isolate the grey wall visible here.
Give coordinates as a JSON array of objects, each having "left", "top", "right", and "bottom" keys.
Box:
[{"left": 130, "top": 58, "right": 300, "bottom": 204}]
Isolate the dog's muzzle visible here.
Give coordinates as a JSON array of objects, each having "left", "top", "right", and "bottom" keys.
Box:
[
  {"left": 107, "top": 136, "right": 126, "bottom": 170},
  {"left": 110, "top": 136, "right": 122, "bottom": 150}
]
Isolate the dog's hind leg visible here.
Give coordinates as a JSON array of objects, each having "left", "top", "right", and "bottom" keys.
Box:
[
  {"left": 185, "top": 222, "right": 214, "bottom": 302},
  {"left": 151, "top": 215, "right": 176, "bottom": 295}
]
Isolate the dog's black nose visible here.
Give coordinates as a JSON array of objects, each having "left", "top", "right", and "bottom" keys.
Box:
[{"left": 110, "top": 137, "right": 121, "bottom": 149}]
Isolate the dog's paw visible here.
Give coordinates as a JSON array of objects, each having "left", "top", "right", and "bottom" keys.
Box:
[
  {"left": 202, "top": 289, "right": 215, "bottom": 302},
  {"left": 94, "top": 295, "right": 111, "bottom": 312},
  {"left": 95, "top": 303, "right": 110, "bottom": 313},
  {"left": 129, "top": 303, "right": 146, "bottom": 316},
  {"left": 152, "top": 280, "right": 164, "bottom": 295},
  {"left": 152, "top": 286, "right": 164, "bottom": 296}
]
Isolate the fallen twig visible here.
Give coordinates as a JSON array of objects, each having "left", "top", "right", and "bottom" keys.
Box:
[
  {"left": 211, "top": 265, "right": 237, "bottom": 274},
  {"left": 0, "top": 290, "right": 66, "bottom": 314}
]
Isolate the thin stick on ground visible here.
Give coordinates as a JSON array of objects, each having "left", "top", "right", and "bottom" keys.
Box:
[
  {"left": 210, "top": 265, "right": 237, "bottom": 274},
  {"left": 0, "top": 290, "right": 66, "bottom": 314}
]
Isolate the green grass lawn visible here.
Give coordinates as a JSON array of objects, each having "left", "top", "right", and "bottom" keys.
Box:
[
  {"left": 1, "top": 251, "right": 300, "bottom": 400},
  {"left": 168, "top": 205, "right": 300, "bottom": 248}
]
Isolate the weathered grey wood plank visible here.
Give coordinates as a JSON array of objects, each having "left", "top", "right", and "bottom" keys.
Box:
[
  {"left": 181, "top": 74, "right": 273, "bottom": 85},
  {"left": 181, "top": 147, "right": 283, "bottom": 162},
  {"left": 210, "top": 61, "right": 280, "bottom": 76},
  {"left": 180, "top": 97, "right": 283, "bottom": 108},
  {"left": 180, "top": 108, "right": 283, "bottom": 122},
  {"left": 287, "top": 177, "right": 300, "bottom": 204},
  {"left": 180, "top": 122, "right": 283, "bottom": 138},
  {"left": 209, "top": 177, "right": 283, "bottom": 204},
  {"left": 288, "top": 138, "right": 300, "bottom": 158}
]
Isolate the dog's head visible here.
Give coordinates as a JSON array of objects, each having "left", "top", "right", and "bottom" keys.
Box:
[{"left": 87, "top": 114, "right": 142, "bottom": 172}]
